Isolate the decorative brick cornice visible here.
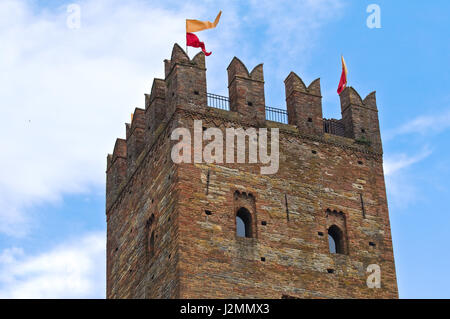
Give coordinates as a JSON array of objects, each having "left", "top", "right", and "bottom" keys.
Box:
[{"left": 178, "top": 105, "right": 383, "bottom": 159}]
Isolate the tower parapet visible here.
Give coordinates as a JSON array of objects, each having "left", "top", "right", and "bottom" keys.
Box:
[
  {"left": 107, "top": 44, "right": 385, "bottom": 205},
  {"left": 126, "top": 108, "right": 146, "bottom": 175},
  {"left": 340, "top": 87, "right": 382, "bottom": 151},
  {"left": 106, "top": 138, "right": 127, "bottom": 208},
  {"left": 227, "top": 57, "right": 266, "bottom": 126},
  {"left": 284, "top": 72, "right": 323, "bottom": 136},
  {"left": 145, "top": 78, "right": 166, "bottom": 144},
  {"left": 164, "top": 44, "right": 207, "bottom": 117}
]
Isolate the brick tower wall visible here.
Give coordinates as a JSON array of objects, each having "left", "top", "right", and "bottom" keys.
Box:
[
  {"left": 175, "top": 108, "right": 397, "bottom": 298},
  {"left": 106, "top": 44, "right": 398, "bottom": 299},
  {"left": 106, "top": 103, "right": 181, "bottom": 299}
]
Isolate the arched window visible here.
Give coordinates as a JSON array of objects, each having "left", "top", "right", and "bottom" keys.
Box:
[
  {"left": 328, "top": 233, "right": 337, "bottom": 253},
  {"left": 236, "top": 207, "right": 252, "bottom": 238},
  {"left": 328, "top": 225, "right": 344, "bottom": 254},
  {"left": 148, "top": 231, "right": 155, "bottom": 258}
]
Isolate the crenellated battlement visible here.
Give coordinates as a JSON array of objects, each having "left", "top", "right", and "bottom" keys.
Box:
[
  {"left": 111, "top": 138, "right": 127, "bottom": 164},
  {"left": 164, "top": 43, "right": 206, "bottom": 79},
  {"left": 106, "top": 43, "right": 383, "bottom": 207},
  {"left": 227, "top": 57, "right": 266, "bottom": 125},
  {"left": 284, "top": 72, "right": 323, "bottom": 135},
  {"left": 340, "top": 87, "right": 381, "bottom": 150},
  {"left": 285, "top": 72, "right": 321, "bottom": 97},
  {"left": 145, "top": 78, "right": 166, "bottom": 140},
  {"left": 106, "top": 138, "right": 127, "bottom": 208},
  {"left": 340, "top": 86, "right": 378, "bottom": 111},
  {"left": 129, "top": 108, "right": 145, "bottom": 135},
  {"left": 227, "top": 57, "right": 264, "bottom": 83},
  {"left": 148, "top": 78, "right": 166, "bottom": 106},
  {"left": 126, "top": 108, "right": 146, "bottom": 175}
]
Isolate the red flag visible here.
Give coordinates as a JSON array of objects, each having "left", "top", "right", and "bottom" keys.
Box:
[
  {"left": 186, "top": 32, "right": 211, "bottom": 56},
  {"left": 337, "top": 56, "right": 348, "bottom": 95}
]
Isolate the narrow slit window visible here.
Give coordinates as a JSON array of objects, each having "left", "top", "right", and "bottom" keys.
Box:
[{"left": 148, "top": 231, "right": 155, "bottom": 258}]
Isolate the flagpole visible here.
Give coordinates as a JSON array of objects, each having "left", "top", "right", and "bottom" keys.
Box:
[{"left": 185, "top": 19, "right": 188, "bottom": 57}]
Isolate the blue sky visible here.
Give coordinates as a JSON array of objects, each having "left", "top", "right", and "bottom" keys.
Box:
[{"left": 0, "top": 0, "right": 449, "bottom": 298}]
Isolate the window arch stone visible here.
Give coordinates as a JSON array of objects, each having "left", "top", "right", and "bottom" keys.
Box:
[
  {"left": 325, "top": 209, "right": 348, "bottom": 255},
  {"left": 233, "top": 190, "right": 257, "bottom": 239}
]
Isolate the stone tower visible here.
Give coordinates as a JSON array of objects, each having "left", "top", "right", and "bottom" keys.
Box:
[{"left": 105, "top": 44, "right": 398, "bottom": 299}]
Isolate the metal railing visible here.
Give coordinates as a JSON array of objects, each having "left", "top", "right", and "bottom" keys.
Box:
[
  {"left": 265, "top": 106, "right": 288, "bottom": 124},
  {"left": 207, "top": 93, "right": 345, "bottom": 137},
  {"left": 207, "top": 93, "right": 230, "bottom": 111},
  {"left": 323, "top": 119, "right": 345, "bottom": 137},
  {"left": 207, "top": 93, "right": 288, "bottom": 124}
]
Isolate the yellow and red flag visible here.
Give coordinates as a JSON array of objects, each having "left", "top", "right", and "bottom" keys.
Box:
[
  {"left": 186, "top": 32, "right": 211, "bottom": 56},
  {"left": 186, "top": 11, "right": 222, "bottom": 33},
  {"left": 186, "top": 11, "right": 221, "bottom": 56},
  {"left": 337, "top": 56, "right": 348, "bottom": 94}
]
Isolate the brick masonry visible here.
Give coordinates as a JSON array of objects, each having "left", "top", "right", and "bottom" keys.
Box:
[{"left": 105, "top": 43, "right": 398, "bottom": 299}]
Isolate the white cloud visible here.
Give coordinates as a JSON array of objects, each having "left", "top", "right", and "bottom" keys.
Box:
[
  {"left": 248, "top": 0, "right": 344, "bottom": 58},
  {"left": 0, "top": 0, "right": 193, "bottom": 236},
  {"left": 382, "top": 106, "right": 450, "bottom": 208},
  {"left": 384, "top": 109, "right": 450, "bottom": 140},
  {"left": 384, "top": 148, "right": 432, "bottom": 176},
  {"left": 383, "top": 148, "right": 432, "bottom": 208},
  {"left": 0, "top": 232, "right": 105, "bottom": 298},
  {"left": 0, "top": 0, "right": 344, "bottom": 237},
  {"left": 239, "top": 0, "right": 345, "bottom": 106}
]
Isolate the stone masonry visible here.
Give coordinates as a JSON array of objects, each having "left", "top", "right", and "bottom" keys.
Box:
[{"left": 106, "top": 44, "right": 398, "bottom": 298}]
